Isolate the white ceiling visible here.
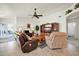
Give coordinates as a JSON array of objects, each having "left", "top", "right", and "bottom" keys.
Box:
[{"left": 0, "top": 3, "right": 73, "bottom": 17}]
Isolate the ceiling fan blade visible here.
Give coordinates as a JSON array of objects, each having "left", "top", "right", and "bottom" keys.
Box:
[
  {"left": 35, "top": 15, "right": 39, "bottom": 19},
  {"left": 28, "top": 8, "right": 43, "bottom": 19},
  {"left": 37, "top": 15, "right": 43, "bottom": 16}
]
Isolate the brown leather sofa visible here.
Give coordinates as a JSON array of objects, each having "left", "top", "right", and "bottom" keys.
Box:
[
  {"left": 46, "top": 32, "right": 67, "bottom": 49},
  {"left": 19, "top": 33, "right": 38, "bottom": 53}
]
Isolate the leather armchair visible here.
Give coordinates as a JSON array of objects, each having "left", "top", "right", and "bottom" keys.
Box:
[
  {"left": 46, "top": 32, "right": 67, "bottom": 49},
  {"left": 19, "top": 33, "right": 38, "bottom": 53}
]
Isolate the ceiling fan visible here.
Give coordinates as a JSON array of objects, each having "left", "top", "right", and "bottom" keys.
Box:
[{"left": 29, "top": 8, "right": 43, "bottom": 19}]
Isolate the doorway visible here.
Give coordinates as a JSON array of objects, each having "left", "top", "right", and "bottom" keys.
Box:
[{"left": 68, "top": 22, "right": 76, "bottom": 37}]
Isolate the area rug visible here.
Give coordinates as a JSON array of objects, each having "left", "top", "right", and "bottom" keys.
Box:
[{"left": 39, "top": 41, "right": 47, "bottom": 49}]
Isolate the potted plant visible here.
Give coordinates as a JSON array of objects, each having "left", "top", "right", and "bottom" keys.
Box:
[{"left": 35, "top": 25, "right": 39, "bottom": 36}]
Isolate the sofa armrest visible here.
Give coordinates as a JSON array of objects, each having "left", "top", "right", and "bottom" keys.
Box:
[
  {"left": 22, "top": 40, "right": 38, "bottom": 48},
  {"left": 21, "top": 40, "right": 38, "bottom": 53}
]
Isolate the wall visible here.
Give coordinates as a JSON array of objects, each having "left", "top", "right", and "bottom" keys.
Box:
[
  {"left": 16, "top": 10, "right": 67, "bottom": 33},
  {"left": 67, "top": 17, "right": 79, "bottom": 39},
  {"left": 0, "top": 12, "right": 67, "bottom": 33},
  {"left": 16, "top": 17, "right": 40, "bottom": 32},
  {"left": 39, "top": 10, "right": 67, "bottom": 32},
  {"left": 68, "top": 22, "right": 76, "bottom": 36}
]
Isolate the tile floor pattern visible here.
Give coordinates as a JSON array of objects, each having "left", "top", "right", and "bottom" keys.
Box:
[{"left": 0, "top": 37, "right": 79, "bottom": 56}]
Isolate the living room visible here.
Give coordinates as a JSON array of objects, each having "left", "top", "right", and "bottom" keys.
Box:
[{"left": 0, "top": 3, "right": 79, "bottom": 56}]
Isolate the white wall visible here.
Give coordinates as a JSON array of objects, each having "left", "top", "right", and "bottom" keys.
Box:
[
  {"left": 0, "top": 12, "right": 67, "bottom": 33},
  {"left": 67, "top": 18, "right": 79, "bottom": 39},
  {"left": 39, "top": 10, "right": 67, "bottom": 32},
  {"left": 16, "top": 17, "right": 39, "bottom": 32},
  {"left": 16, "top": 10, "right": 67, "bottom": 33},
  {"left": 68, "top": 22, "right": 76, "bottom": 36}
]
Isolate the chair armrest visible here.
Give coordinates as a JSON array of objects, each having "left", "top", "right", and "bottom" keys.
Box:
[{"left": 22, "top": 39, "right": 38, "bottom": 48}]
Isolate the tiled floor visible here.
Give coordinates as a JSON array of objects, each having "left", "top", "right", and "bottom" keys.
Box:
[{"left": 0, "top": 37, "right": 79, "bottom": 56}]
